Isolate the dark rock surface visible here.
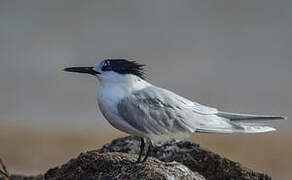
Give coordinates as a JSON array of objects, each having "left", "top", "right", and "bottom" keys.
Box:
[
  {"left": 44, "top": 152, "right": 204, "bottom": 180},
  {"left": 4, "top": 136, "right": 271, "bottom": 180},
  {"left": 97, "top": 136, "right": 271, "bottom": 180}
]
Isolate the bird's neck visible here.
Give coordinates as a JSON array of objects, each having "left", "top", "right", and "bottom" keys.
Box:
[{"left": 98, "top": 74, "right": 151, "bottom": 103}]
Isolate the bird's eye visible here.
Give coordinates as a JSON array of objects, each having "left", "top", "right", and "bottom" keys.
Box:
[{"left": 101, "top": 60, "right": 111, "bottom": 71}]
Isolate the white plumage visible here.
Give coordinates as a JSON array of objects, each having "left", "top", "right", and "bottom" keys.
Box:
[
  {"left": 62, "top": 59, "right": 286, "bottom": 162},
  {"left": 97, "top": 71, "right": 283, "bottom": 144}
]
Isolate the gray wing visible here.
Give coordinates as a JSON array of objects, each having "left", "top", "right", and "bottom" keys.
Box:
[
  {"left": 117, "top": 86, "right": 220, "bottom": 141},
  {"left": 117, "top": 86, "right": 280, "bottom": 140}
]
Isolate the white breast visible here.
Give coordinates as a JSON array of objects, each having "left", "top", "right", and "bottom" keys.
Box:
[{"left": 97, "top": 73, "right": 151, "bottom": 136}]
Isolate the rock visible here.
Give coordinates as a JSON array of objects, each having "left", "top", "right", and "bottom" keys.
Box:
[
  {"left": 7, "top": 136, "right": 272, "bottom": 180},
  {"left": 44, "top": 152, "right": 204, "bottom": 180},
  {"left": 97, "top": 136, "right": 271, "bottom": 180}
]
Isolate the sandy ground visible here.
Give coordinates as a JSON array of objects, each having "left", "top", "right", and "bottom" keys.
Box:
[{"left": 0, "top": 125, "right": 291, "bottom": 180}]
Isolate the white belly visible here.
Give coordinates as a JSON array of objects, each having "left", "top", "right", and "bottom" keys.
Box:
[
  {"left": 97, "top": 99, "right": 146, "bottom": 137},
  {"left": 97, "top": 74, "right": 151, "bottom": 137}
]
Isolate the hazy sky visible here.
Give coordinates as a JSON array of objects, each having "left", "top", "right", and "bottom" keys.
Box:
[{"left": 0, "top": 0, "right": 291, "bottom": 131}]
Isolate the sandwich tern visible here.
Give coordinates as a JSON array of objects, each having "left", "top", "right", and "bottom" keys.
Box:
[{"left": 62, "top": 59, "right": 286, "bottom": 163}]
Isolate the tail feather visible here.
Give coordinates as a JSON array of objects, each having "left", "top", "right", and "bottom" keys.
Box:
[
  {"left": 217, "top": 111, "right": 287, "bottom": 121},
  {"left": 195, "top": 111, "right": 286, "bottom": 134},
  {"left": 195, "top": 125, "right": 276, "bottom": 134}
]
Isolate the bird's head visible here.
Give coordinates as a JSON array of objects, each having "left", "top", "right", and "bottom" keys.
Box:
[{"left": 61, "top": 59, "right": 146, "bottom": 81}]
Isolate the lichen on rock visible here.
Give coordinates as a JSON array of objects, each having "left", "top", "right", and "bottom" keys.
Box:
[
  {"left": 44, "top": 152, "right": 204, "bottom": 180},
  {"left": 97, "top": 136, "right": 271, "bottom": 180},
  {"left": 7, "top": 136, "right": 271, "bottom": 180}
]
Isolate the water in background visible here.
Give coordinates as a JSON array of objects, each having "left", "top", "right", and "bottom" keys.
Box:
[{"left": 0, "top": 1, "right": 291, "bottom": 179}]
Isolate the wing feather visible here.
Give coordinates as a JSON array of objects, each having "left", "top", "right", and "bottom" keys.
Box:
[
  {"left": 117, "top": 86, "right": 279, "bottom": 140},
  {"left": 117, "top": 86, "right": 218, "bottom": 142}
]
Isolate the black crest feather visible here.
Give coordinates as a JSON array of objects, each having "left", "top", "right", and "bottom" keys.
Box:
[{"left": 103, "top": 59, "right": 146, "bottom": 79}]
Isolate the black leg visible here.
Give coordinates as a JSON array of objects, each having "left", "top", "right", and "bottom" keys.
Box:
[
  {"left": 135, "top": 137, "right": 145, "bottom": 163},
  {"left": 142, "top": 140, "right": 152, "bottom": 162}
]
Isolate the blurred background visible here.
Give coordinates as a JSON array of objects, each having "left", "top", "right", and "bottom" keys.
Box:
[{"left": 0, "top": 0, "right": 291, "bottom": 179}]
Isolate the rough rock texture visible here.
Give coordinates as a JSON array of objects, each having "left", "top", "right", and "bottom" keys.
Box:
[
  {"left": 4, "top": 136, "right": 272, "bottom": 180},
  {"left": 44, "top": 152, "right": 204, "bottom": 180},
  {"left": 97, "top": 136, "right": 271, "bottom": 180}
]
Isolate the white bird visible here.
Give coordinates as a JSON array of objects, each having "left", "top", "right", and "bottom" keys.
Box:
[{"left": 62, "top": 59, "right": 286, "bottom": 163}]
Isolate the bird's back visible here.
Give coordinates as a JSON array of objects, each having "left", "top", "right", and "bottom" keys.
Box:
[{"left": 116, "top": 85, "right": 226, "bottom": 143}]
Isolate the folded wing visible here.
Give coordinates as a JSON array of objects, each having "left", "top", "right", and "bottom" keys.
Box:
[{"left": 117, "top": 86, "right": 283, "bottom": 143}]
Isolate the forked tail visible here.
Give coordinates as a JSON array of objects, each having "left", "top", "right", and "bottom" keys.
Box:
[{"left": 195, "top": 111, "right": 287, "bottom": 134}]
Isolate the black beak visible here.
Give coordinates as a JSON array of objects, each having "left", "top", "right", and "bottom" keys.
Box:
[{"left": 61, "top": 66, "right": 100, "bottom": 75}]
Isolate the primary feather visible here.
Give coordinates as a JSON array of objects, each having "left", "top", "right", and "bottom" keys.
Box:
[{"left": 217, "top": 111, "right": 286, "bottom": 121}]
